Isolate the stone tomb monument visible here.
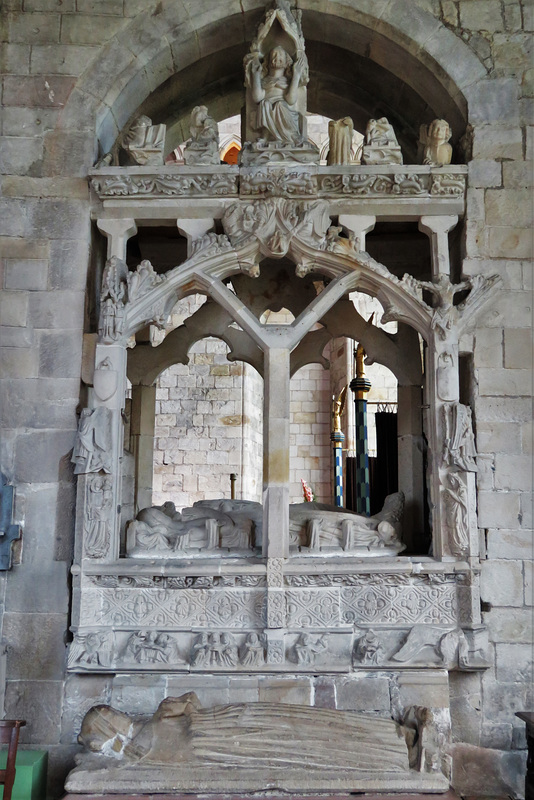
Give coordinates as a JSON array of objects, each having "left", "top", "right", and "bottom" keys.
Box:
[{"left": 68, "top": 0, "right": 502, "bottom": 793}]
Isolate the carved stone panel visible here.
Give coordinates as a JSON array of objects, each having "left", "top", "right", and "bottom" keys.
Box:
[{"left": 340, "top": 576, "right": 457, "bottom": 626}]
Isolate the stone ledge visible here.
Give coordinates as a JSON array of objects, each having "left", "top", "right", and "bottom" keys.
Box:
[{"left": 63, "top": 794, "right": 460, "bottom": 800}]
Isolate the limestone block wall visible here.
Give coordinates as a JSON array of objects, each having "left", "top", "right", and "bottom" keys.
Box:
[
  {"left": 290, "top": 363, "right": 331, "bottom": 503},
  {"left": 0, "top": 1, "right": 532, "bottom": 797},
  {"left": 152, "top": 342, "right": 263, "bottom": 508}
]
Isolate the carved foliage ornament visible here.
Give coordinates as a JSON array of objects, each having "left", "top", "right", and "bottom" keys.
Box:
[
  {"left": 91, "top": 173, "right": 238, "bottom": 198},
  {"left": 222, "top": 198, "right": 330, "bottom": 257}
]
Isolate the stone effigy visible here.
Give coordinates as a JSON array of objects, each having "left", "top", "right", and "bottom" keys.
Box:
[
  {"left": 126, "top": 493, "right": 405, "bottom": 557},
  {"left": 65, "top": 692, "right": 449, "bottom": 793},
  {"left": 361, "top": 117, "right": 403, "bottom": 165}
]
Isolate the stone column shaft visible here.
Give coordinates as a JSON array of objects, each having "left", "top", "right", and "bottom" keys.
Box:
[
  {"left": 397, "top": 384, "right": 425, "bottom": 549},
  {"left": 262, "top": 347, "right": 290, "bottom": 558},
  {"left": 130, "top": 384, "right": 156, "bottom": 513}
]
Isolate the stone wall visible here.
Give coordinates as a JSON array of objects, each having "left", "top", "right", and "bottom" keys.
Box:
[{"left": 0, "top": 1, "right": 532, "bottom": 797}]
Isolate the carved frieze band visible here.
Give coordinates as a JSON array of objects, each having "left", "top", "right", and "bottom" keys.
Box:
[
  {"left": 90, "top": 168, "right": 466, "bottom": 200},
  {"left": 80, "top": 574, "right": 458, "bottom": 630},
  {"left": 67, "top": 623, "right": 487, "bottom": 674},
  {"left": 90, "top": 173, "right": 239, "bottom": 198}
]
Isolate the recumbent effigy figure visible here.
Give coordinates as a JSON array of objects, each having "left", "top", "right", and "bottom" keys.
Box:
[
  {"left": 66, "top": 692, "right": 415, "bottom": 793},
  {"left": 126, "top": 493, "right": 405, "bottom": 557}
]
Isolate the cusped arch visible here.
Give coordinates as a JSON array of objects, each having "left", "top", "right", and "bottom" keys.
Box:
[
  {"left": 57, "top": 0, "right": 488, "bottom": 160},
  {"left": 123, "top": 234, "right": 433, "bottom": 378}
]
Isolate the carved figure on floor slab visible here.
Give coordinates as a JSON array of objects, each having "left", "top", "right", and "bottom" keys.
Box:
[
  {"left": 419, "top": 119, "right": 452, "bottom": 167},
  {"left": 122, "top": 115, "right": 166, "bottom": 166},
  {"left": 326, "top": 117, "right": 354, "bottom": 165},
  {"left": 184, "top": 106, "right": 220, "bottom": 166},
  {"left": 362, "top": 117, "right": 403, "bottom": 165},
  {"left": 70, "top": 693, "right": 411, "bottom": 781}
]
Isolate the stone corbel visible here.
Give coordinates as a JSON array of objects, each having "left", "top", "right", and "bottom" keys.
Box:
[
  {"left": 338, "top": 215, "right": 376, "bottom": 251},
  {"left": 97, "top": 218, "right": 137, "bottom": 260},
  {"left": 177, "top": 218, "right": 215, "bottom": 257},
  {"left": 418, "top": 216, "right": 458, "bottom": 279}
]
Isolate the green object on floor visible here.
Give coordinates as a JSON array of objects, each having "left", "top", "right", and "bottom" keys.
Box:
[{"left": 0, "top": 750, "right": 47, "bottom": 800}]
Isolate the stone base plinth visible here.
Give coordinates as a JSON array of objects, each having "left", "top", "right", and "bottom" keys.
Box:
[
  {"left": 65, "top": 767, "right": 449, "bottom": 795},
  {"left": 63, "top": 792, "right": 460, "bottom": 800}
]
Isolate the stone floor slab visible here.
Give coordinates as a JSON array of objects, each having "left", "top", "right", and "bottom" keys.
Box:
[{"left": 63, "top": 792, "right": 461, "bottom": 799}]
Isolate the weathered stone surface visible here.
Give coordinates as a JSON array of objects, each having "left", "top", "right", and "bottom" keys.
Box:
[
  {"left": 480, "top": 559, "right": 524, "bottom": 606},
  {"left": 504, "top": 327, "right": 533, "bottom": 368},
  {"left": 477, "top": 490, "right": 521, "bottom": 529},
  {"left": 110, "top": 674, "right": 166, "bottom": 715},
  {"left": 165, "top": 675, "right": 230, "bottom": 709},
  {"left": 484, "top": 607, "right": 533, "bottom": 643},
  {"left": 2, "top": 176, "right": 89, "bottom": 199},
  {"left": 335, "top": 675, "right": 390, "bottom": 712},
  {"left": 258, "top": 676, "right": 313, "bottom": 705},
  {"left": 3, "top": 612, "right": 67, "bottom": 680},
  {"left": 28, "top": 290, "right": 84, "bottom": 328},
  {"left": 60, "top": 14, "right": 127, "bottom": 44},
  {"left": 495, "top": 643, "right": 533, "bottom": 683},
  {"left": 38, "top": 330, "right": 83, "bottom": 378},
  {"left": 0, "top": 136, "right": 44, "bottom": 176},
  {"left": 0, "top": 291, "right": 28, "bottom": 327},
  {"left": 4, "top": 259, "right": 48, "bottom": 290},
  {"left": 486, "top": 528, "right": 534, "bottom": 559},
  {"left": 48, "top": 238, "right": 90, "bottom": 290},
  {"left": 0, "top": 378, "right": 79, "bottom": 429},
  {"left": 2, "top": 76, "right": 75, "bottom": 108},
  {"left": 4, "top": 680, "right": 63, "bottom": 744},
  {"left": 61, "top": 674, "right": 112, "bottom": 744},
  {"left": 451, "top": 743, "right": 526, "bottom": 799},
  {"left": 14, "top": 429, "right": 76, "bottom": 483},
  {"left": 0, "top": 347, "right": 39, "bottom": 379}
]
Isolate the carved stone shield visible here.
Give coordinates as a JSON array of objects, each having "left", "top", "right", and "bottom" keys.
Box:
[{"left": 93, "top": 368, "right": 117, "bottom": 401}]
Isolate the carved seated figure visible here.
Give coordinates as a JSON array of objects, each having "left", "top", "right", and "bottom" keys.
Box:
[
  {"left": 121, "top": 115, "right": 166, "bottom": 166},
  {"left": 361, "top": 117, "right": 403, "bottom": 165},
  {"left": 66, "top": 692, "right": 413, "bottom": 793},
  {"left": 183, "top": 106, "right": 220, "bottom": 166}
]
